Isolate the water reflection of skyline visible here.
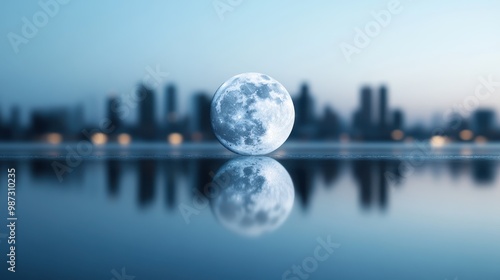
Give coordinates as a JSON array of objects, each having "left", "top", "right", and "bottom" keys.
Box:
[
  {"left": 3, "top": 156, "right": 498, "bottom": 279},
  {"left": 23, "top": 158, "right": 498, "bottom": 211}
]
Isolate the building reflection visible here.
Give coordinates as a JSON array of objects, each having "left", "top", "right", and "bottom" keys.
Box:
[
  {"left": 106, "top": 159, "right": 121, "bottom": 196},
  {"left": 352, "top": 160, "right": 373, "bottom": 209},
  {"left": 471, "top": 160, "right": 496, "bottom": 185},
  {"left": 138, "top": 159, "right": 156, "bottom": 207},
  {"left": 281, "top": 159, "right": 316, "bottom": 210},
  {"left": 190, "top": 158, "right": 226, "bottom": 197},
  {"left": 165, "top": 160, "right": 177, "bottom": 210},
  {"left": 30, "top": 159, "right": 83, "bottom": 184},
  {"left": 319, "top": 159, "right": 342, "bottom": 187},
  {"left": 17, "top": 157, "right": 497, "bottom": 212},
  {"left": 351, "top": 160, "right": 402, "bottom": 210},
  {"left": 447, "top": 160, "right": 466, "bottom": 179}
]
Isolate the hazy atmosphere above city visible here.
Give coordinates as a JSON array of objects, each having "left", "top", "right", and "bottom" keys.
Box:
[{"left": 2, "top": 0, "right": 500, "bottom": 126}]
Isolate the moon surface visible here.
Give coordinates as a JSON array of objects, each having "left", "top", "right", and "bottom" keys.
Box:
[
  {"left": 211, "top": 73, "right": 295, "bottom": 155},
  {"left": 211, "top": 157, "right": 295, "bottom": 237}
]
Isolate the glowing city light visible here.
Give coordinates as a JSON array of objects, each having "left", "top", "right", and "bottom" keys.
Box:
[
  {"left": 391, "top": 130, "right": 404, "bottom": 141},
  {"left": 45, "top": 133, "right": 62, "bottom": 144},
  {"left": 168, "top": 133, "right": 183, "bottom": 145},
  {"left": 117, "top": 133, "right": 131, "bottom": 145},
  {"left": 430, "top": 136, "right": 447, "bottom": 147},
  {"left": 459, "top": 130, "right": 474, "bottom": 141},
  {"left": 91, "top": 133, "right": 107, "bottom": 145},
  {"left": 475, "top": 136, "right": 487, "bottom": 144}
]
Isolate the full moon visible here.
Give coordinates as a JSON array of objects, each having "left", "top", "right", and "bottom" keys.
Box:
[
  {"left": 211, "top": 156, "right": 295, "bottom": 237},
  {"left": 211, "top": 73, "right": 295, "bottom": 155}
]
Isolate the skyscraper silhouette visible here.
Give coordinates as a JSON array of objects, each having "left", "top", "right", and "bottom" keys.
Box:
[
  {"left": 107, "top": 95, "right": 121, "bottom": 135},
  {"left": 30, "top": 108, "right": 68, "bottom": 138},
  {"left": 392, "top": 109, "right": 404, "bottom": 130},
  {"left": 317, "top": 106, "right": 340, "bottom": 140},
  {"left": 360, "top": 86, "right": 373, "bottom": 139},
  {"left": 473, "top": 109, "right": 495, "bottom": 138},
  {"left": 378, "top": 85, "right": 388, "bottom": 139},
  {"left": 138, "top": 84, "right": 156, "bottom": 140},
  {"left": 296, "top": 84, "right": 315, "bottom": 125},
  {"left": 0, "top": 107, "right": 5, "bottom": 141},
  {"left": 9, "top": 106, "right": 21, "bottom": 140},
  {"left": 293, "top": 83, "right": 316, "bottom": 139},
  {"left": 193, "top": 92, "right": 213, "bottom": 141},
  {"left": 165, "top": 84, "right": 177, "bottom": 126}
]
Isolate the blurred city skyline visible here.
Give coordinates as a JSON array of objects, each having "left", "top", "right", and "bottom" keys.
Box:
[
  {"left": 1, "top": 81, "right": 499, "bottom": 144},
  {"left": 1, "top": 0, "right": 500, "bottom": 124}
]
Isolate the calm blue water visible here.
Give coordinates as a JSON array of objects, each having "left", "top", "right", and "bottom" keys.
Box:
[{"left": 0, "top": 143, "right": 499, "bottom": 280}]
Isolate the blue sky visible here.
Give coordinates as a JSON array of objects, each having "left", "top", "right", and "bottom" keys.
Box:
[{"left": 1, "top": 0, "right": 500, "bottom": 125}]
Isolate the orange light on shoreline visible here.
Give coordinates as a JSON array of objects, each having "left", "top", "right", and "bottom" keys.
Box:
[
  {"left": 91, "top": 133, "right": 107, "bottom": 145},
  {"left": 459, "top": 130, "right": 473, "bottom": 141},
  {"left": 168, "top": 133, "right": 183, "bottom": 145},
  {"left": 391, "top": 130, "right": 404, "bottom": 141},
  {"left": 117, "top": 133, "right": 131, "bottom": 145},
  {"left": 475, "top": 136, "right": 487, "bottom": 144},
  {"left": 45, "top": 133, "right": 62, "bottom": 144},
  {"left": 430, "top": 136, "right": 447, "bottom": 147}
]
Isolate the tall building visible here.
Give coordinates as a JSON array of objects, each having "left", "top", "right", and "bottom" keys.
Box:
[
  {"left": 378, "top": 85, "right": 388, "bottom": 131},
  {"left": 165, "top": 84, "right": 177, "bottom": 124},
  {"left": 352, "top": 110, "right": 362, "bottom": 132},
  {"left": 10, "top": 106, "right": 21, "bottom": 140},
  {"left": 107, "top": 95, "right": 121, "bottom": 134},
  {"left": 360, "top": 86, "right": 373, "bottom": 138},
  {"left": 0, "top": 107, "right": 4, "bottom": 140},
  {"left": 392, "top": 109, "right": 404, "bottom": 130},
  {"left": 317, "top": 106, "right": 340, "bottom": 140},
  {"left": 29, "top": 108, "right": 68, "bottom": 140},
  {"left": 295, "top": 83, "right": 315, "bottom": 126},
  {"left": 138, "top": 84, "right": 156, "bottom": 140},
  {"left": 293, "top": 83, "right": 316, "bottom": 139},
  {"left": 72, "top": 104, "right": 84, "bottom": 135},
  {"left": 192, "top": 92, "right": 213, "bottom": 141},
  {"left": 473, "top": 109, "right": 495, "bottom": 138},
  {"left": 0, "top": 108, "right": 7, "bottom": 141}
]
